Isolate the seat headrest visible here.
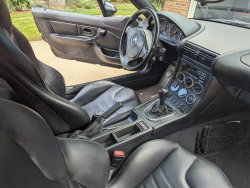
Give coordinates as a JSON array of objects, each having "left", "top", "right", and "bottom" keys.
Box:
[{"left": 0, "top": 0, "right": 12, "bottom": 34}]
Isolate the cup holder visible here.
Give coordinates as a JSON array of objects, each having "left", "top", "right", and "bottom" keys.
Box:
[
  {"left": 92, "top": 124, "right": 145, "bottom": 147},
  {"left": 94, "top": 133, "right": 118, "bottom": 147},
  {"left": 114, "top": 124, "right": 141, "bottom": 141}
]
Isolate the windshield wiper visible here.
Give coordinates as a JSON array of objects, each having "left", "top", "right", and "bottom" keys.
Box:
[{"left": 208, "top": 19, "right": 250, "bottom": 28}]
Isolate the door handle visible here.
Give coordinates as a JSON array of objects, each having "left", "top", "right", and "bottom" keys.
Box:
[{"left": 81, "top": 28, "right": 106, "bottom": 43}]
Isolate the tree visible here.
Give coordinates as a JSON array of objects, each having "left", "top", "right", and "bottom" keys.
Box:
[{"left": 8, "top": 0, "right": 30, "bottom": 11}]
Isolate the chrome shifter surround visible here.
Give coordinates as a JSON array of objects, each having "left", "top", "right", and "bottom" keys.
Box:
[{"left": 143, "top": 99, "right": 176, "bottom": 121}]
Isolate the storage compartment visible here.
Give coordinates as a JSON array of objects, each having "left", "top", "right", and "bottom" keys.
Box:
[
  {"left": 101, "top": 48, "right": 119, "bottom": 58},
  {"left": 114, "top": 124, "right": 142, "bottom": 141},
  {"left": 195, "top": 121, "right": 247, "bottom": 154},
  {"left": 94, "top": 133, "right": 118, "bottom": 147}
]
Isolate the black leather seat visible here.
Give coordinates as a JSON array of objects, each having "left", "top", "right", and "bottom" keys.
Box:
[
  {"left": 0, "top": 98, "right": 232, "bottom": 188},
  {"left": 0, "top": 0, "right": 140, "bottom": 135}
]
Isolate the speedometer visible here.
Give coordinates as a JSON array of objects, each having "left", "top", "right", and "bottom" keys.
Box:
[{"left": 160, "top": 22, "right": 169, "bottom": 36}]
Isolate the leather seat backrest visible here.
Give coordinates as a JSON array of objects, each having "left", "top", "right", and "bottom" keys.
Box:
[
  {"left": 0, "top": 0, "right": 90, "bottom": 134},
  {"left": 0, "top": 99, "right": 110, "bottom": 188}
]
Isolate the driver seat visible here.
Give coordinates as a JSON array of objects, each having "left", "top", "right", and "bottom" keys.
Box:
[{"left": 0, "top": 0, "right": 140, "bottom": 135}]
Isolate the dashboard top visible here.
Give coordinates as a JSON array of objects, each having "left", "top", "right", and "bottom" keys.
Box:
[{"left": 189, "top": 20, "right": 250, "bottom": 55}]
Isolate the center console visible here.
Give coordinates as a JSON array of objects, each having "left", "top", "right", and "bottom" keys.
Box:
[
  {"left": 167, "top": 57, "right": 212, "bottom": 113},
  {"left": 89, "top": 43, "right": 219, "bottom": 157}
]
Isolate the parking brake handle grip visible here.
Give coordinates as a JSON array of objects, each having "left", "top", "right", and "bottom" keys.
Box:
[
  {"left": 81, "top": 28, "right": 106, "bottom": 43},
  {"left": 68, "top": 102, "right": 124, "bottom": 139},
  {"left": 102, "top": 102, "right": 124, "bottom": 119}
]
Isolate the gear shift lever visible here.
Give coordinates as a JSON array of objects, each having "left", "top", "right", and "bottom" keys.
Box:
[
  {"left": 159, "top": 88, "right": 169, "bottom": 108},
  {"left": 147, "top": 88, "right": 173, "bottom": 118}
]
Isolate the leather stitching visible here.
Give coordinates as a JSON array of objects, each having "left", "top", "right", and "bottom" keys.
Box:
[
  {"left": 151, "top": 174, "right": 159, "bottom": 188},
  {"left": 108, "top": 140, "right": 179, "bottom": 187},
  {"left": 159, "top": 165, "right": 173, "bottom": 188},
  {"left": 66, "top": 176, "right": 73, "bottom": 188}
]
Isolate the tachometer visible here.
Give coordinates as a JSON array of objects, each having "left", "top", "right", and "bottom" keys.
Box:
[{"left": 170, "top": 25, "right": 181, "bottom": 40}]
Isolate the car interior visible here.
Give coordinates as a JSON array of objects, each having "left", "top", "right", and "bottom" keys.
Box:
[{"left": 0, "top": 0, "right": 250, "bottom": 187}]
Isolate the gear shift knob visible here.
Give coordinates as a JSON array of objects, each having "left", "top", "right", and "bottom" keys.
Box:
[{"left": 159, "top": 88, "right": 169, "bottom": 107}]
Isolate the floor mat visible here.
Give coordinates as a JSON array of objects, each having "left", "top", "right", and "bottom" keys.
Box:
[
  {"left": 204, "top": 140, "right": 250, "bottom": 188},
  {"left": 136, "top": 85, "right": 162, "bottom": 103}
]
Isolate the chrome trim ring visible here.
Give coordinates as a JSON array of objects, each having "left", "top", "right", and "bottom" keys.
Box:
[
  {"left": 192, "top": 82, "right": 203, "bottom": 95},
  {"left": 184, "top": 77, "right": 193, "bottom": 88},
  {"left": 176, "top": 72, "right": 185, "bottom": 83},
  {"left": 186, "top": 94, "right": 196, "bottom": 104}
]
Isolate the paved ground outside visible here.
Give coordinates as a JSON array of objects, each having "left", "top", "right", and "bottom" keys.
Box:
[{"left": 30, "top": 41, "right": 131, "bottom": 86}]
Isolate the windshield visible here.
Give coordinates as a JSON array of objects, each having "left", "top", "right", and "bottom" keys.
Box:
[{"left": 193, "top": 0, "right": 250, "bottom": 24}]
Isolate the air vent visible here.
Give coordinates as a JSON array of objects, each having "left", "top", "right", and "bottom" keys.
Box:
[{"left": 181, "top": 43, "right": 217, "bottom": 70}]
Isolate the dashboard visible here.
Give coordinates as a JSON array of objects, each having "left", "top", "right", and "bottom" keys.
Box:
[
  {"left": 147, "top": 11, "right": 250, "bottom": 116},
  {"left": 159, "top": 18, "right": 185, "bottom": 44}
]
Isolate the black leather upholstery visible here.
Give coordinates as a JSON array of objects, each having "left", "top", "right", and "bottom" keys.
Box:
[
  {"left": 109, "top": 140, "right": 232, "bottom": 188},
  {"left": 0, "top": 98, "right": 232, "bottom": 188},
  {"left": 72, "top": 80, "right": 140, "bottom": 127},
  {"left": 0, "top": 0, "right": 140, "bottom": 135},
  {"left": 0, "top": 99, "right": 110, "bottom": 188}
]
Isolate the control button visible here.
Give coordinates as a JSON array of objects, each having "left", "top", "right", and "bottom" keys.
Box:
[
  {"left": 184, "top": 77, "right": 194, "bottom": 88},
  {"left": 192, "top": 82, "right": 203, "bottom": 94},
  {"left": 178, "top": 88, "right": 188, "bottom": 98},
  {"left": 154, "top": 121, "right": 162, "bottom": 125},
  {"left": 199, "top": 80, "right": 204, "bottom": 84},
  {"left": 201, "top": 73, "right": 207, "bottom": 77},
  {"left": 114, "top": 151, "right": 125, "bottom": 157},
  {"left": 200, "top": 77, "right": 205, "bottom": 81},
  {"left": 171, "top": 82, "right": 179, "bottom": 92},
  {"left": 159, "top": 55, "right": 164, "bottom": 61},
  {"left": 138, "top": 121, "right": 148, "bottom": 130},
  {"left": 186, "top": 94, "right": 196, "bottom": 104},
  {"left": 176, "top": 72, "right": 185, "bottom": 83}
]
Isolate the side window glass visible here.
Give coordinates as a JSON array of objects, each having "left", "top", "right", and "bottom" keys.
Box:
[
  {"left": 103, "top": 0, "right": 137, "bottom": 17},
  {"left": 149, "top": 0, "right": 164, "bottom": 11},
  {"left": 29, "top": 0, "right": 103, "bottom": 15}
]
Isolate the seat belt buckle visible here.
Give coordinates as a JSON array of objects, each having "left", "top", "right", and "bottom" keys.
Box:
[
  {"left": 91, "top": 115, "right": 100, "bottom": 123},
  {"left": 111, "top": 150, "right": 125, "bottom": 168}
]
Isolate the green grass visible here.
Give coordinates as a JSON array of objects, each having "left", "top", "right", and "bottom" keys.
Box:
[
  {"left": 11, "top": 3, "right": 161, "bottom": 41},
  {"left": 11, "top": 13, "right": 42, "bottom": 41}
]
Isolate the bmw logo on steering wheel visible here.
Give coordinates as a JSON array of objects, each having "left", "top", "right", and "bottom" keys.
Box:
[{"left": 132, "top": 35, "right": 138, "bottom": 43}]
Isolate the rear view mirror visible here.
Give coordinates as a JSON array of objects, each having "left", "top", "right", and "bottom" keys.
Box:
[
  {"left": 194, "top": 0, "right": 225, "bottom": 6},
  {"left": 105, "top": 1, "right": 117, "bottom": 17}
]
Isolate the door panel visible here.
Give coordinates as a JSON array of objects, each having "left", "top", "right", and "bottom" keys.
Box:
[{"left": 32, "top": 7, "right": 129, "bottom": 67}]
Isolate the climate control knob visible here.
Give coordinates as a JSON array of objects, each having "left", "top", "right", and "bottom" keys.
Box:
[
  {"left": 193, "top": 82, "right": 203, "bottom": 94},
  {"left": 176, "top": 72, "right": 185, "bottom": 83},
  {"left": 171, "top": 82, "right": 179, "bottom": 92},
  {"left": 184, "top": 77, "right": 193, "bottom": 88}
]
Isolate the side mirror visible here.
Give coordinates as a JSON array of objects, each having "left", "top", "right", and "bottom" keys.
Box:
[
  {"left": 195, "top": 0, "right": 225, "bottom": 6},
  {"left": 105, "top": 1, "right": 117, "bottom": 17}
]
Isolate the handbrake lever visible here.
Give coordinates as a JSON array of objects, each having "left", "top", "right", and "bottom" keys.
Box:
[{"left": 68, "top": 102, "right": 124, "bottom": 139}]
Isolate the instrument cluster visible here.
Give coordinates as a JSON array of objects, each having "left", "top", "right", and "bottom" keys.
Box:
[{"left": 159, "top": 19, "right": 185, "bottom": 44}]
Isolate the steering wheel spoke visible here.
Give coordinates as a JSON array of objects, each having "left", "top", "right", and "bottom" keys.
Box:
[{"left": 125, "top": 26, "right": 132, "bottom": 34}]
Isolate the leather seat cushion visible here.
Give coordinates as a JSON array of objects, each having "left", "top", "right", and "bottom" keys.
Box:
[
  {"left": 108, "top": 139, "right": 232, "bottom": 188},
  {"left": 71, "top": 81, "right": 140, "bottom": 127}
]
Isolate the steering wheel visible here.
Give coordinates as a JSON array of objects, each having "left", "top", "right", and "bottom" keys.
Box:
[{"left": 119, "top": 8, "right": 160, "bottom": 71}]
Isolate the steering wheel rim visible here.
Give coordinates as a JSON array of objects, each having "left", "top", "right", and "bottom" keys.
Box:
[{"left": 119, "top": 8, "right": 160, "bottom": 71}]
